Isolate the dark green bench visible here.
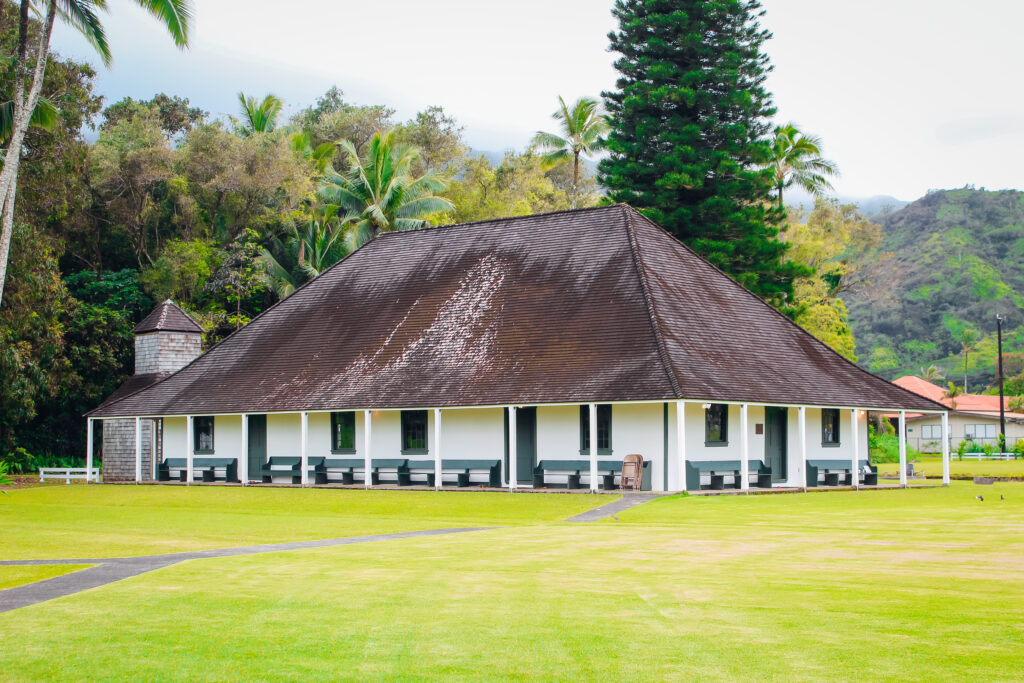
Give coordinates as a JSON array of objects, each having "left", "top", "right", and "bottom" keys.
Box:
[
  {"left": 685, "top": 460, "right": 771, "bottom": 491},
  {"left": 314, "top": 458, "right": 408, "bottom": 485},
  {"left": 260, "top": 456, "right": 301, "bottom": 484},
  {"left": 807, "top": 459, "right": 877, "bottom": 487},
  {"left": 159, "top": 457, "right": 238, "bottom": 483},
  {"left": 534, "top": 460, "right": 647, "bottom": 490},
  {"left": 402, "top": 459, "right": 502, "bottom": 487}
]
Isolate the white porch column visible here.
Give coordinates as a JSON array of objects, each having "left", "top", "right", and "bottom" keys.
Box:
[
  {"left": 185, "top": 415, "right": 193, "bottom": 485},
  {"left": 363, "top": 410, "right": 372, "bottom": 489},
  {"left": 739, "top": 404, "right": 749, "bottom": 491},
  {"left": 941, "top": 411, "right": 950, "bottom": 486},
  {"left": 240, "top": 414, "right": 249, "bottom": 485},
  {"left": 675, "top": 401, "right": 686, "bottom": 491},
  {"left": 151, "top": 420, "right": 158, "bottom": 481},
  {"left": 433, "top": 408, "right": 442, "bottom": 491},
  {"left": 589, "top": 403, "right": 598, "bottom": 492},
  {"left": 850, "top": 409, "right": 860, "bottom": 490},
  {"left": 508, "top": 406, "right": 517, "bottom": 491},
  {"left": 898, "top": 410, "right": 908, "bottom": 488},
  {"left": 134, "top": 416, "right": 142, "bottom": 484},
  {"left": 300, "top": 411, "right": 309, "bottom": 487},
  {"left": 798, "top": 406, "right": 807, "bottom": 491},
  {"left": 85, "top": 418, "right": 94, "bottom": 483}
]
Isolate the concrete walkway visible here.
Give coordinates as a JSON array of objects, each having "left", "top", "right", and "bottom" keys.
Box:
[
  {"left": 0, "top": 527, "right": 489, "bottom": 614},
  {"left": 565, "top": 493, "right": 664, "bottom": 522}
]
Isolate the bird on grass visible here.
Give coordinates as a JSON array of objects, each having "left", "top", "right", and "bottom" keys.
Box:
[
  {"left": 976, "top": 495, "right": 984, "bottom": 502},
  {"left": 1001, "top": 495, "right": 1005, "bottom": 501}
]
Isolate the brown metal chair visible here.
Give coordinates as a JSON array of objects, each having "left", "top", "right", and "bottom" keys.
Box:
[{"left": 620, "top": 453, "right": 643, "bottom": 491}]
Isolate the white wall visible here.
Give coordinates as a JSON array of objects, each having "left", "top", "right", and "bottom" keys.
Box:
[{"left": 162, "top": 416, "right": 186, "bottom": 459}]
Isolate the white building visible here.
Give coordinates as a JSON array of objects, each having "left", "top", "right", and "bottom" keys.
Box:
[{"left": 89, "top": 206, "right": 947, "bottom": 491}]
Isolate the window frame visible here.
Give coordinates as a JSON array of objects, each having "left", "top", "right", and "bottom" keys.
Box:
[
  {"left": 400, "top": 410, "right": 428, "bottom": 455},
  {"left": 821, "top": 408, "right": 841, "bottom": 447},
  {"left": 920, "top": 424, "right": 942, "bottom": 440},
  {"left": 330, "top": 411, "right": 356, "bottom": 454},
  {"left": 579, "top": 404, "right": 613, "bottom": 455},
  {"left": 704, "top": 404, "right": 729, "bottom": 446},
  {"left": 193, "top": 416, "right": 215, "bottom": 454}
]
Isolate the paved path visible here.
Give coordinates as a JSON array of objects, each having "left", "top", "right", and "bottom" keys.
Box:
[
  {"left": 565, "top": 493, "right": 663, "bottom": 522},
  {"left": 0, "top": 527, "right": 488, "bottom": 614}
]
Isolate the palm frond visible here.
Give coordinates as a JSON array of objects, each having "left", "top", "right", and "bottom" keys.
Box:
[
  {"left": 56, "top": 0, "right": 111, "bottom": 66},
  {"left": 135, "top": 0, "right": 192, "bottom": 48}
]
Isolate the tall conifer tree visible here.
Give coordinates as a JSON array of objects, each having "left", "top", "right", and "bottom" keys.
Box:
[{"left": 600, "top": 0, "right": 804, "bottom": 306}]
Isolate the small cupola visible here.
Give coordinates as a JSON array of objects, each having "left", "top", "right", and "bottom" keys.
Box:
[{"left": 131, "top": 299, "right": 204, "bottom": 375}]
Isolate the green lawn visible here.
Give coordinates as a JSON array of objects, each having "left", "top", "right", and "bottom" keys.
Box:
[
  {"left": 1, "top": 484, "right": 1023, "bottom": 680},
  {"left": 0, "top": 485, "right": 607, "bottom": 560},
  {"left": 875, "top": 456, "right": 1024, "bottom": 478}
]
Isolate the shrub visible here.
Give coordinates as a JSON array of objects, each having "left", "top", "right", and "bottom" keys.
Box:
[{"left": 868, "top": 425, "right": 922, "bottom": 463}]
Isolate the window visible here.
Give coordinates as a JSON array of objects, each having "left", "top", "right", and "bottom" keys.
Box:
[
  {"left": 331, "top": 412, "right": 356, "bottom": 453},
  {"left": 401, "top": 410, "right": 428, "bottom": 454},
  {"left": 921, "top": 424, "right": 943, "bottom": 440},
  {"left": 579, "top": 405, "right": 613, "bottom": 454},
  {"left": 705, "top": 404, "right": 728, "bottom": 445},
  {"left": 965, "top": 424, "right": 997, "bottom": 439},
  {"left": 821, "top": 408, "right": 840, "bottom": 446},
  {"left": 193, "top": 416, "right": 214, "bottom": 454}
]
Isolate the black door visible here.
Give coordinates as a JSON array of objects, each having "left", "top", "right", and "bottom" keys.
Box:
[
  {"left": 247, "top": 414, "right": 267, "bottom": 481},
  {"left": 505, "top": 407, "right": 538, "bottom": 485},
  {"left": 764, "top": 407, "right": 787, "bottom": 481}
]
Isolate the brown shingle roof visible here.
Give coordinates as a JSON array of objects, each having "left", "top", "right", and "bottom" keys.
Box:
[
  {"left": 132, "top": 299, "right": 204, "bottom": 334},
  {"left": 90, "top": 205, "right": 944, "bottom": 417}
]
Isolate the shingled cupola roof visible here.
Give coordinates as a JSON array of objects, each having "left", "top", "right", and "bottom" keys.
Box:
[
  {"left": 90, "top": 205, "right": 945, "bottom": 418},
  {"left": 132, "top": 299, "right": 204, "bottom": 335}
]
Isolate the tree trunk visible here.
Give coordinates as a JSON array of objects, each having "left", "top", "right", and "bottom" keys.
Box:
[
  {"left": 572, "top": 151, "right": 580, "bottom": 210},
  {"left": 0, "top": 0, "right": 56, "bottom": 309}
]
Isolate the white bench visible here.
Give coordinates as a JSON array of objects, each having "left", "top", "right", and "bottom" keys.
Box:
[{"left": 38, "top": 468, "right": 100, "bottom": 484}]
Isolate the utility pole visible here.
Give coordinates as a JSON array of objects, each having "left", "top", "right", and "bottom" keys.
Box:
[{"left": 996, "top": 314, "right": 1006, "bottom": 452}]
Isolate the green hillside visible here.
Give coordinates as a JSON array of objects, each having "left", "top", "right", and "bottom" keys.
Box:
[{"left": 848, "top": 188, "right": 1024, "bottom": 388}]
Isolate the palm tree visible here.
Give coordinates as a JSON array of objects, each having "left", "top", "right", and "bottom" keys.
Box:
[
  {"left": 0, "top": 0, "right": 192, "bottom": 309},
  {"left": 768, "top": 123, "right": 840, "bottom": 208},
  {"left": 919, "top": 365, "right": 945, "bottom": 383},
  {"left": 234, "top": 92, "right": 282, "bottom": 137},
  {"left": 1, "top": 95, "right": 58, "bottom": 147},
  {"left": 943, "top": 382, "right": 963, "bottom": 410},
  {"left": 958, "top": 328, "right": 982, "bottom": 392},
  {"left": 319, "top": 131, "right": 453, "bottom": 251},
  {"left": 290, "top": 130, "right": 335, "bottom": 174},
  {"left": 261, "top": 205, "right": 347, "bottom": 297},
  {"left": 531, "top": 96, "right": 608, "bottom": 209}
]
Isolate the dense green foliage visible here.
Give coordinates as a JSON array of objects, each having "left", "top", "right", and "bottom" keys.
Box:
[
  {"left": 600, "top": 0, "right": 804, "bottom": 306},
  {"left": 849, "top": 188, "right": 1024, "bottom": 387}
]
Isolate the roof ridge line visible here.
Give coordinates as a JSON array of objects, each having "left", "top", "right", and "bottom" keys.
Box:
[
  {"left": 622, "top": 207, "right": 683, "bottom": 399},
  {"left": 376, "top": 204, "right": 627, "bottom": 238},
  {"left": 628, "top": 210, "right": 947, "bottom": 412}
]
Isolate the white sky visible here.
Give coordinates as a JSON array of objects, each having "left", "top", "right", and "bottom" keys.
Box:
[{"left": 49, "top": 0, "right": 1024, "bottom": 200}]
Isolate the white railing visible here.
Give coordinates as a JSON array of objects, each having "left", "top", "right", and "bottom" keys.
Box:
[{"left": 38, "top": 467, "right": 100, "bottom": 484}]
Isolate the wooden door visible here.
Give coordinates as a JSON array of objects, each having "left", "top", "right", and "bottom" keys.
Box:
[
  {"left": 764, "top": 407, "right": 788, "bottom": 481},
  {"left": 247, "top": 414, "right": 267, "bottom": 480}
]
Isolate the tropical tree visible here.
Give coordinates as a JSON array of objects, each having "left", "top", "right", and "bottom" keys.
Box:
[
  {"left": 957, "top": 327, "right": 982, "bottom": 392},
  {"left": 319, "top": 131, "right": 453, "bottom": 251},
  {"left": 1, "top": 95, "right": 58, "bottom": 147},
  {"left": 0, "top": 0, "right": 193, "bottom": 309},
  {"left": 233, "top": 92, "right": 283, "bottom": 137},
  {"left": 768, "top": 123, "right": 839, "bottom": 208},
  {"left": 920, "top": 365, "right": 945, "bottom": 383},
  {"left": 261, "top": 205, "right": 347, "bottom": 297},
  {"left": 943, "top": 382, "right": 963, "bottom": 410},
  {"left": 532, "top": 96, "right": 607, "bottom": 209}
]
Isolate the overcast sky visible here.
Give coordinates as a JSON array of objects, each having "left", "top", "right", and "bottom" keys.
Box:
[{"left": 49, "top": 0, "right": 1024, "bottom": 201}]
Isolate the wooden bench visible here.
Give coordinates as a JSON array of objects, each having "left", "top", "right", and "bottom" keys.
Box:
[
  {"left": 38, "top": 467, "right": 99, "bottom": 484},
  {"left": 160, "top": 457, "right": 239, "bottom": 483},
  {"left": 259, "top": 456, "right": 301, "bottom": 484},
  {"left": 685, "top": 460, "right": 772, "bottom": 491},
  {"left": 314, "top": 458, "right": 408, "bottom": 485},
  {"left": 401, "top": 459, "right": 502, "bottom": 487},
  {"left": 533, "top": 460, "right": 648, "bottom": 490},
  {"left": 807, "top": 459, "right": 877, "bottom": 487}
]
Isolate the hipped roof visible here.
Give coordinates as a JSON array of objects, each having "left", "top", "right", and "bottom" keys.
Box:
[
  {"left": 132, "top": 299, "right": 204, "bottom": 334},
  {"left": 91, "top": 205, "right": 944, "bottom": 417}
]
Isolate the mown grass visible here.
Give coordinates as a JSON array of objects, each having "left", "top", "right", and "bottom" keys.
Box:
[
  {"left": 875, "top": 456, "right": 1024, "bottom": 478},
  {"left": 0, "top": 565, "right": 92, "bottom": 591},
  {"left": 1, "top": 482, "right": 1021, "bottom": 680},
  {"left": 0, "top": 485, "right": 608, "bottom": 560}
]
